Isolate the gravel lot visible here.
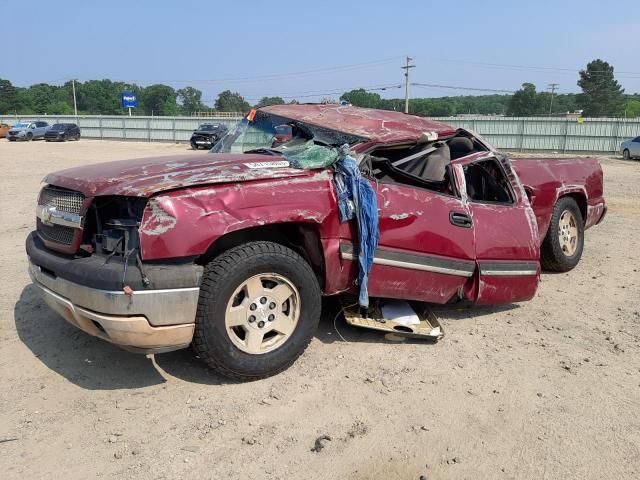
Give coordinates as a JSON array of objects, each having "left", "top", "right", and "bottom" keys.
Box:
[{"left": 0, "top": 140, "right": 639, "bottom": 480}]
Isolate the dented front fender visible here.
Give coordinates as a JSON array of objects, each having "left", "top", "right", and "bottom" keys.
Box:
[{"left": 139, "top": 169, "right": 340, "bottom": 260}]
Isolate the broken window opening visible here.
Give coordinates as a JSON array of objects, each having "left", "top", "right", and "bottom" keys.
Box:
[
  {"left": 463, "top": 158, "right": 515, "bottom": 204},
  {"left": 363, "top": 131, "right": 488, "bottom": 197}
]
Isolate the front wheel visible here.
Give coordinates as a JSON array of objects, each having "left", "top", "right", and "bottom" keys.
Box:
[
  {"left": 26, "top": 133, "right": 33, "bottom": 141},
  {"left": 193, "top": 241, "right": 321, "bottom": 380},
  {"left": 191, "top": 141, "right": 199, "bottom": 150},
  {"left": 540, "top": 197, "right": 584, "bottom": 272},
  {"left": 623, "top": 149, "right": 631, "bottom": 160}
]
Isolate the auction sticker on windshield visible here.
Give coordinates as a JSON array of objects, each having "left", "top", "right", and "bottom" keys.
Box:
[{"left": 245, "top": 161, "right": 290, "bottom": 169}]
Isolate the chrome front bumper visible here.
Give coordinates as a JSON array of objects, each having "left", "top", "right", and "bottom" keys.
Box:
[{"left": 28, "top": 261, "right": 198, "bottom": 352}]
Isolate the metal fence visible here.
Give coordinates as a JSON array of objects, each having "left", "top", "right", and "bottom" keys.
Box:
[
  {"left": 0, "top": 115, "right": 242, "bottom": 143},
  {"left": 1, "top": 114, "right": 638, "bottom": 153},
  {"left": 431, "top": 116, "right": 639, "bottom": 154}
]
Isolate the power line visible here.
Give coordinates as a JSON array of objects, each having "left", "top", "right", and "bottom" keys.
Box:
[
  {"left": 411, "top": 83, "right": 515, "bottom": 94},
  {"left": 205, "top": 80, "right": 516, "bottom": 105},
  {"left": 427, "top": 58, "right": 640, "bottom": 79},
  {"left": 202, "top": 84, "right": 403, "bottom": 104},
  {"left": 123, "top": 56, "right": 404, "bottom": 85}
]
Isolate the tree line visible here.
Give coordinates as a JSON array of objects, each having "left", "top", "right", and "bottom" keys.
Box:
[
  {"left": 340, "top": 60, "right": 639, "bottom": 117},
  {"left": 1, "top": 59, "right": 638, "bottom": 118}
]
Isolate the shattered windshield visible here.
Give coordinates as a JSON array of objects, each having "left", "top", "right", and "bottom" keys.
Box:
[{"left": 210, "top": 110, "right": 364, "bottom": 169}]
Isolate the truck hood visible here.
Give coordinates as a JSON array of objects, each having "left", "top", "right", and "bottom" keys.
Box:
[{"left": 44, "top": 153, "right": 311, "bottom": 197}]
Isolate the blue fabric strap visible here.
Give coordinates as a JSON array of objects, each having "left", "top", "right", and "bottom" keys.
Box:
[{"left": 333, "top": 149, "right": 379, "bottom": 307}]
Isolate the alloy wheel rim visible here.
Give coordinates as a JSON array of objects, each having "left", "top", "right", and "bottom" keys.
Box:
[
  {"left": 224, "top": 273, "right": 300, "bottom": 355},
  {"left": 558, "top": 210, "right": 579, "bottom": 257}
]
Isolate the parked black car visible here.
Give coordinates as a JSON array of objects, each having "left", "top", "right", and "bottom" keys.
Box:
[
  {"left": 45, "top": 123, "right": 81, "bottom": 142},
  {"left": 190, "top": 123, "right": 228, "bottom": 150}
]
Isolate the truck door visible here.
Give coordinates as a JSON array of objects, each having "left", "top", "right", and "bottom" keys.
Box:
[
  {"left": 457, "top": 155, "right": 540, "bottom": 304},
  {"left": 340, "top": 167, "right": 477, "bottom": 304}
]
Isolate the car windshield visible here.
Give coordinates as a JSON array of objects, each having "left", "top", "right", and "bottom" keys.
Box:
[
  {"left": 198, "top": 124, "right": 218, "bottom": 131},
  {"left": 14, "top": 123, "right": 29, "bottom": 128},
  {"left": 51, "top": 124, "right": 66, "bottom": 130},
  {"left": 210, "top": 110, "right": 363, "bottom": 169}
]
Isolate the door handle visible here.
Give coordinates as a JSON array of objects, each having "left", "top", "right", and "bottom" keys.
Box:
[{"left": 450, "top": 211, "right": 473, "bottom": 228}]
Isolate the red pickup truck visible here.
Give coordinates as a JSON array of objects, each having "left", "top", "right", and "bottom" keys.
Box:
[{"left": 26, "top": 105, "right": 606, "bottom": 379}]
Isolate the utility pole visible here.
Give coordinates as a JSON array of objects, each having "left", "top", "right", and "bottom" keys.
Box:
[
  {"left": 71, "top": 79, "right": 78, "bottom": 117},
  {"left": 401, "top": 56, "right": 415, "bottom": 114},
  {"left": 547, "top": 83, "right": 559, "bottom": 115}
]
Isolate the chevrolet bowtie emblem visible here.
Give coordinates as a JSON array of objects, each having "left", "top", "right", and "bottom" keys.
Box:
[
  {"left": 36, "top": 204, "right": 83, "bottom": 228},
  {"left": 41, "top": 206, "right": 56, "bottom": 225}
]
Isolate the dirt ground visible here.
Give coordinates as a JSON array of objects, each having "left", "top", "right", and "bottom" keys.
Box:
[{"left": 0, "top": 140, "right": 639, "bottom": 480}]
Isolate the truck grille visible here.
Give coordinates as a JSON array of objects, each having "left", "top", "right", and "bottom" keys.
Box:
[
  {"left": 39, "top": 186, "right": 84, "bottom": 215},
  {"left": 38, "top": 222, "right": 76, "bottom": 245},
  {"left": 37, "top": 186, "right": 85, "bottom": 247}
]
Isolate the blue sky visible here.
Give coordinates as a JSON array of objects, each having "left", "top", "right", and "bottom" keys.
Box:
[{"left": 2, "top": 0, "right": 639, "bottom": 104}]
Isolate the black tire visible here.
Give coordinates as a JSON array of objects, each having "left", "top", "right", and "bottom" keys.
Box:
[
  {"left": 540, "top": 197, "right": 584, "bottom": 272},
  {"left": 191, "top": 142, "right": 199, "bottom": 150},
  {"left": 193, "top": 241, "right": 321, "bottom": 380},
  {"left": 45, "top": 139, "right": 50, "bottom": 142},
  {"left": 26, "top": 133, "right": 33, "bottom": 141},
  {"left": 623, "top": 149, "right": 631, "bottom": 160}
]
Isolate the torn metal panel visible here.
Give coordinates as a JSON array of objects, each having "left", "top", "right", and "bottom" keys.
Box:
[{"left": 341, "top": 300, "right": 444, "bottom": 340}]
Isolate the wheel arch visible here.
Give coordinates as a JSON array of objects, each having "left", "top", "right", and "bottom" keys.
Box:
[
  {"left": 196, "top": 222, "right": 326, "bottom": 290},
  {"left": 557, "top": 190, "right": 587, "bottom": 225}
]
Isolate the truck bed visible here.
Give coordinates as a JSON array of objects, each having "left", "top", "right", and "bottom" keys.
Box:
[{"left": 510, "top": 157, "right": 606, "bottom": 241}]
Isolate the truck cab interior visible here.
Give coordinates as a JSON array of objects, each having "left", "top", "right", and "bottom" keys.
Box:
[{"left": 363, "top": 130, "right": 513, "bottom": 204}]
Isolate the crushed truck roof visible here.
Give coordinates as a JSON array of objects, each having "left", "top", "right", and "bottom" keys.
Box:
[{"left": 260, "top": 104, "right": 457, "bottom": 144}]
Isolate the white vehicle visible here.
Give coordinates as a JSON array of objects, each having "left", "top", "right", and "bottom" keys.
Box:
[
  {"left": 621, "top": 136, "right": 640, "bottom": 160},
  {"left": 6, "top": 121, "right": 50, "bottom": 141}
]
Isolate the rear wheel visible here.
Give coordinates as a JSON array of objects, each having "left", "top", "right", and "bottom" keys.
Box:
[
  {"left": 623, "top": 149, "right": 631, "bottom": 160},
  {"left": 193, "top": 241, "right": 321, "bottom": 380},
  {"left": 540, "top": 197, "right": 584, "bottom": 272}
]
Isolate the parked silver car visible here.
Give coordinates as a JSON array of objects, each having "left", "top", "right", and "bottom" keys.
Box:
[
  {"left": 6, "top": 121, "right": 50, "bottom": 141},
  {"left": 621, "top": 136, "right": 640, "bottom": 160}
]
